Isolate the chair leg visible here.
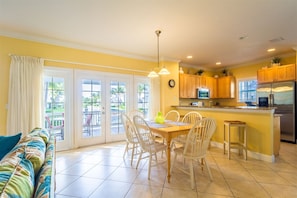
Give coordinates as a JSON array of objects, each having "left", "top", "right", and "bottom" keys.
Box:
[
  {"left": 123, "top": 142, "right": 129, "bottom": 159},
  {"left": 148, "top": 153, "right": 153, "bottom": 180},
  {"left": 131, "top": 144, "right": 135, "bottom": 166},
  {"left": 136, "top": 151, "right": 143, "bottom": 169},
  {"left": 189, "top": 160, "right": 195, "bottom": 189},
  {"left": 203, "top": 158, "right": 213, "bottom": 181},
  {"left": 170, "top": 153, "right": 178, "bottom": 174}
]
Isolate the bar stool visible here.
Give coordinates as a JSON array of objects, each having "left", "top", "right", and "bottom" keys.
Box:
[{"left": 223, "top": 120, "right": 247, "bottom": 160}]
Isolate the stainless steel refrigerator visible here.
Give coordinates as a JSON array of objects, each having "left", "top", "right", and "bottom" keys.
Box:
[{"left": 257, "top": 81, "right": 296, "bottom": 143}]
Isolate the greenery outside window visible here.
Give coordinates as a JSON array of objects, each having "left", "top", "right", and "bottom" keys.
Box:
[
  {"left": 238, "top": 79, "right": 257, "bottom": 102},
  {"left": 136, "top": 82, "right": 150, "bottom": 117}
]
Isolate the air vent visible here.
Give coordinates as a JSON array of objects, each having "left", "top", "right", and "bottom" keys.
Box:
[{"left": 269, "top": 37, "right": 285, "bottom": 43}]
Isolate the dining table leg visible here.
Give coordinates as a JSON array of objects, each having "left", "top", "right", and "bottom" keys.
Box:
[{"left": 166, "top": 138, "right": 171, "bottom": 183}]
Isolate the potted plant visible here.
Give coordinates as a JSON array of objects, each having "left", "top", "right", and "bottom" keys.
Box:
[
  {"left": 271, "top": 57, "right": 281, "bottom": 66},
  {"left": 197, "top": 69, "right": 204, "bottom": 76},
  {"left": 222, "top": 68, "right": 228, "bottom": 76}
]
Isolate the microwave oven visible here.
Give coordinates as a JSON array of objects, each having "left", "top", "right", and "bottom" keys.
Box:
[{"left": 197, "top": 88, "right": 210, "bottom": 99}]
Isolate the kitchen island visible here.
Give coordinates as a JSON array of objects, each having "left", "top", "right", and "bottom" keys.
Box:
[{"left": 173, "top": 106, "right": 280, "bottom": 162}]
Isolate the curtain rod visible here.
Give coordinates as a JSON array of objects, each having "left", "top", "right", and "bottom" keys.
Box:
[{"left": 9, "top": 54, "right": 148, "bottom": 74}]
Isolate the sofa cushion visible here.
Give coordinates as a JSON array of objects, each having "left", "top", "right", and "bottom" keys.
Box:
[
  {"left": 34, "top": 135, "right": 55, "bottom": 198},
  {"left": 5, "top": 135, "right": 46, "bottom": 175},
  {"left": 0, "top": 155, "right": 35, "bottom": 198},
  {"left": 0, "top": 133, "right": 22, "bottom": 160},
  {"left": 29, "top": 128, "right": 50, "bottom": 144}
]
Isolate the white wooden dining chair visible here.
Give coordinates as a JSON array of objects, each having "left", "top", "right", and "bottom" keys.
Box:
[
  {"left": 127, "top": 110, "right": 144, "bottom": 120},
  {"left": 164, "top": 110, "right": 180, "bottom": 122},
  {"left": 171, "top": 111, "right": 203, "bottom": 148},
  {"left": 171, "top": 117, "right": 216, "bottom": 189},
  {"left": 121, "top": 113, "right": 139, "bottom": 166},
  {"left": 133, "top": 115, "right": 167, "bottom": 179},
  {"left": 158, "top": 110, "right": 180, "bottom": 156}
]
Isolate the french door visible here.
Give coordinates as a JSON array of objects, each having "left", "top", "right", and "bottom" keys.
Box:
[
  {"left": 44, "top": 68, "right": 150, "bottom": 150},
  {"left": 75, "top": 70, "right": 133, "bottom": 147},
  {"left": 43, "top": 68, "right": 73, "bottom": 151}
]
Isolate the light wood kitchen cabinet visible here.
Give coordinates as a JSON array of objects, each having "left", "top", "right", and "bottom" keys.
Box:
[
  {"left": 179, "top": 74, "right": 218, "bottom": 99},
  {"left": 276, "top": 64, "right": 296, "bottom": 82},
  {"left": 217, "top": 76, "right": 235, "bottom": 98},
  {"left": 205, "top": 76, "right": 217, "bottom": 98},
  {"left": 257, "top": 67, "right": 275, "bottom": 83},
  {"left": 179, "top": 74, "right": 197, "bottom": 98},
  {"left": 195, "top": 76, "right": 206, "bottom": 88},
  {"left": 257, "top": 64, "right": 296, "bottom": 84},
  {"left": 179, "top": 74, "right": 221, "bottom": 99}
]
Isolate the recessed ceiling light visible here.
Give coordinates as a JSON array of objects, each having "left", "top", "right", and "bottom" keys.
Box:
[
  {"left": 216, "top": 62, "right": 221, "bottom": 65},
  {"left": 239, "top": 35, "right": 248, "bottom": 40},
  {"left": 186, "top": 55, "right": 193, "bottom": 59},
  {"left": 267, "top": 48, "right": 276, "bottom": 52}
]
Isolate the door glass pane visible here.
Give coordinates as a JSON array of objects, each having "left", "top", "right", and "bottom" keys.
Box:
[
  {"left": 110, "top": 81, "right": 126, "bottom": 135},
  {"left": 82, "top": 79, "right": 102, "bottom": 137},
  {"left": 44, "top": 77, "right": 65, "bottom": 140},
  {"left": 137, "top": 83, "right": 150, "bottom": 118}
]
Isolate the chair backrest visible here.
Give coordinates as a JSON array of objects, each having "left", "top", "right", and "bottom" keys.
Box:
[
  {"left": 133, "top": 115, "right": 155, "bottom": 151},
  {"left": 181, "top": 111, "right": 202, "bottom": 124},
  {"left": 121, "top": 113, "right": 138, "bottom": 143},
  {"left": 164, "top": 110, "right": 180, "bottom": 122},
  {"left": 84, "top": 114, "right": 92, "bottom": 126},
  {"left": 183, "top": 118, "right": 216, "bottom": 158},
  {"left": 128, "top": 110, "right": 144, "bottom": 120},
  {"left": 45, "top": 116, "right": 53, "bottom": 129},
  {"left": 45, "top": 114, "right": 64, "bottom": 129}
]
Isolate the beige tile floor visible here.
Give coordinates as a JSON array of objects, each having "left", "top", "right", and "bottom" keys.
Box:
[{"left": 55, "top": 141, "right": 297, "bottom": 198}]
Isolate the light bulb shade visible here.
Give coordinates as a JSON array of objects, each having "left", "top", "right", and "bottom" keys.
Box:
[
  {"left": 158, "top": 67, "right": 170, "bottom": 75},
  {"left": 179, "top": 67, "right": 184, "bottom": 74},
  {"left": 148, "top": 70, "right": 159, "bottom": 77}
]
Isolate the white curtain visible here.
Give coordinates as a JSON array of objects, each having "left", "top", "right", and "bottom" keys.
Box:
[
  {"left": 149, "top": 77, "right": 160, "bottom": 119},
  {"left": 7, "top": 55, "right": 44, "bottom": 135}
]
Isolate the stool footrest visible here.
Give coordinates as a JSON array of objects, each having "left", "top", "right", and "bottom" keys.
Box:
[{"left": 223, "top": 120, "right": 247, "bottom": 160}]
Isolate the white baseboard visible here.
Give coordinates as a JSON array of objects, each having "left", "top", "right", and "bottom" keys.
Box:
[{"left": 210, "top": 141, "right": 276, "bottom": 163}]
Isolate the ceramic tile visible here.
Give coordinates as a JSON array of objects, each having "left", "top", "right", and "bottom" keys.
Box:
[
  {"left": 89, "top": 180, "right": 131, "bottom": 198},
  {"left": 107, "top": 167, "right": 140, "bottom": 183},
  {"left": 226, "top": 178, "right": 270, "bottom": 198},
  {"left": 83, "top": 164, "right": 118, "bottom": 179},
  {"left": 249, "top": 169, "right": 291, "bottom": 185},
  {"left": 58, "top": 177, "right": 104, "bottom": 197},
  {"left": 55, "top": 174, "right": 80, "bottom": 193},
  {"left": 60, "top": 162, "right": 96, "bottom": 176},
  {"left": 125, "top": 184, "right": 163, "bottom": 198},
  {"left": 260, "top": 183, "right": 297, "bottom": 198},
  {"left": 162, "top": 187, "right": 197, "bottom": 198},
  {"left": 55, "top": 142, "right": 297, "bottom": 198}
]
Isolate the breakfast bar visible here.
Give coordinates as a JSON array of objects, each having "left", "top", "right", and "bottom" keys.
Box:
[{"left": 174, "top": 106, "right": 280, "bottom": 162}]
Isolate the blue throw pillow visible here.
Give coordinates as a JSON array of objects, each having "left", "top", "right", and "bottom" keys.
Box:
[{"left": 0, "top": 133, "right": 22, "bottom": 160}]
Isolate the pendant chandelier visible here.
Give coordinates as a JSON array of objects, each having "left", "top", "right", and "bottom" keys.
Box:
[{"left": 148, "top": 30, "right": 170, "bottom": 77}]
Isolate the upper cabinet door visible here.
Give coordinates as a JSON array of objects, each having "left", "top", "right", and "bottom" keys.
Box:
[
  {"left": 205, "top": 76, "right": 217, "bottom": 98},
  {"left": 217, "top": 76, "right": 235, "bottom": 98},
  {"left": 179, "top": 74, "right": 197, "bottom": 98},
  {"left": 257, "top": 68, "right": 275, "bottom": 83},
  {"left": 257, "top": 64, "right": 296, "bottom": 84},
  {"left": 276, "top": 64, "right": 296, "bottom": 82}
]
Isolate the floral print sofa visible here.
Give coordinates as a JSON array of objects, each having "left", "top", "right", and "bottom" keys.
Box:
[{"left": 0, "top": 128, "right": 55, "bottom": 198}]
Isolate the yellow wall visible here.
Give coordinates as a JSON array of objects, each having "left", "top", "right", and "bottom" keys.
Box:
[
  {"left": 0, "top": 36, "right": 179, "bottom": 135},
  {"left": 177, "top": 108, "right": 276, "bottom": 158},
  {"left": 0, "top": 35, "right": 296, "bottom": 136}
]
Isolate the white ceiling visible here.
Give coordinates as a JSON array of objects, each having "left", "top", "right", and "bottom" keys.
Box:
[{"left": 0, "top": 0, "right": 297, "bottom": 70}]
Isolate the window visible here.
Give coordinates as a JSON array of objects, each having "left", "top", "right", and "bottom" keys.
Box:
[
  {"left": 238, "top": 79, "right": 257, "bottom": 102},
  {"left": 136, "top": 82, "right": 150, "bottom": 117}
]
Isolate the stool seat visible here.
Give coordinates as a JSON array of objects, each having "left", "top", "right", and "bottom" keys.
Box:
[{"left": 223, "top": 120, "right": 247, "bottom": 160}]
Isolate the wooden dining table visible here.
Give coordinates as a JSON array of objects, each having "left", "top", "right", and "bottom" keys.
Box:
[{"left": 146, "top": 120, "right": 193, "bottom": 183}]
